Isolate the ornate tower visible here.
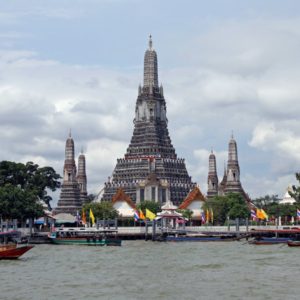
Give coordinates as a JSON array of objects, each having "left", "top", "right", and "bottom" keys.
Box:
[
  {"left": 77, "top": 151, "right": 88, "bottom": 205},
  {"left": 102, "top": 36, "right": 196, "bottom": 205},
  {"left": 224, "top": 134, "right": 243, "bottom": 194},
  {"left": 55, "top": 133, "right": 82, "bottom": 215},
  {"left": 207, "top": 150, "right": 218, "bottom": 198}
]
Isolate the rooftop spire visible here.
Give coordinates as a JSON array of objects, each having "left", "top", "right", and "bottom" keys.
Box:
[
  {"left": 143, "top": 35, "right": 158, "bottom": 88},
  {"left": 149, "top": 34, "right": 153, "bottom": 49}
]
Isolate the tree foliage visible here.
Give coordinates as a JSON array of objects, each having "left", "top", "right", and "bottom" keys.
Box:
[
  {"left": 177, "top": 209, "right": 193, "bottom": 220},
  {"left": 136, "top": 200, "right": 161, "bottom": 214},
  {"left": 0, "top": 160, "right": 61, "bottom": 220},
  {"left": 203, "top": 193, "right": 249, "bottom": 225},
  {"left": 253, "top": 193, "right": 299, "bottom": 219},
  {"left": 290, "top": 173, "right": 300, "bottom": 203},
  {"left": 82, "top": 202, "right": 119, "bottom": 220},
  {"left": 252, "top": 194, "right": 280, "bottom": 207}
]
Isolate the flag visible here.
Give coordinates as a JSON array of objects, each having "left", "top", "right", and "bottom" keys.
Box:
[
  {"left": 251, "top": 208, "right": 257, "bottom": 220},
  {"left": 82, "top": 209, "right": 86, "bottom": 224},
  {"left": 297, "top": 209, "right": 300, "bottom": 220},
  {"left": 89, "top": 208, "right": 95, "bottom": 225},
  {"left": 134, "top": 210, "right": 139, "bottom": 222},
  {"left": 257, "top": 208, "right": 268, "bottom": 220},
  {"left": 139, "top": 209, "right": 146, "bottom": 220},
  {"left": 261, "top": 208, "right": 268, "bottom": 220},
  {"left": 210, "top": 208, "right": 214, "bottom": 223},
  {"left": 201, "top": 211, "right": 206, "bottom": 223},
  {"left": 206, "top": 209, "right": 210, "bottom": 223},
  {"left": 146, "top": 208, "right": 156, "bottom": 221}
]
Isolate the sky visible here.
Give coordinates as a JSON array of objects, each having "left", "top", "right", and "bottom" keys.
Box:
[{"left": 1, "top": 0, "right": 300, "bottom": 206}]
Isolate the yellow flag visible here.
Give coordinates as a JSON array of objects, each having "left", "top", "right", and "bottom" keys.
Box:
[
  {"left": 261, "top": 208, "right": 268, "bottom": 220},
  {"left": 89, "top": 208, "right": 95, "bottom": 225},
  {"left": 210, "top": 208, "right": 214, "bottom": 223},
  {"left": 257, "top": 208, "right": 268, "bottom": 220},
  {"left": 206, "top": 209, "right": 210, "bottom": 223},
  {"left": 139, "top": 209, "right": 146, "bottom": 220},
  {"left": 146, "top": 208, "right": 156, "bottom": 221}
]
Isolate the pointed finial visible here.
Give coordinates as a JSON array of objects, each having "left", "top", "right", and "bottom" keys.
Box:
[
  {"left": 231, "top": 130, "right": 234, "bottom": 139},
  {"left": 149, "top": 34, "right": 153, "bottom": 50},
  {"left": 211, "top": 147, "right": 213, "bottom": 154},
  {"left": 81, "top": 146, "right": 84, "bottom": 154},
  {"left": 69, "top": 128, "right": 72, "bottom": 138}
]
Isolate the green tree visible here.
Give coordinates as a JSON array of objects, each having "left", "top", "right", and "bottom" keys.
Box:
[
  {"left": 0, "top": 184, "right": 43, "bottom": 220},
  {"left": 203, "top": 193, "right": 249, "bottom": 225},
  {"left": 252, "top": 194, "right": 280, "bottom": 207},
  {"left": 136, "top": 200, "right": 161, "bottom": 214},
  {"left": 0, "top": 160, "right": 61, "bottom": 220},
  {"left": 0, "top": 161, "right": 61, "bottom": 207},
  {"left": 83, "top": 202, "right": 119, "bottom": 220},
  {"left": 290, "top": 173, "right": 300, "bottom": 203},
  {"left": 177, "top": 209, "right": 193, "bottom": 220}
]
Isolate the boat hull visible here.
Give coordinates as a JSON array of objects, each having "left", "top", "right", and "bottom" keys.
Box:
[
  {"left": 50, "top": 237, "right": 121, "bottom": 246},
  {"left": 0, "top": 245, "right": 34, "bottom": 259},
  {"left": 165, "top": 236, "right": 236, "bottom": 242},
  {"left": 249, "top": 238, "right": 291, "bottom": 245},
  {"left": 287, "top": 240, "right": 300, "bottom": 247}
]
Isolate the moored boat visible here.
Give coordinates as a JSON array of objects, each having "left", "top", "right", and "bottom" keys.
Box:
[
  {"left": 287, "top": 240, "right": 300, "bottom": 247},
  {"left": 0, "top": 245, "right": 34, "bottom": 259},
  {"left": 165, "top": 235, "right": 237, "bottom": 242},
  {"left": 49, "top": 228, "right": 122, "bottom": 246},
  {"left": 0, "top": 244, "right": 17, "bottom": 251},
  {"left": 249, "top": 237, "right": 291, "bottom": 245}
]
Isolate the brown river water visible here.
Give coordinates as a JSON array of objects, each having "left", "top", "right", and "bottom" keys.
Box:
[{"left": 0, "top": 241, "right": 300, "bottom": 300}]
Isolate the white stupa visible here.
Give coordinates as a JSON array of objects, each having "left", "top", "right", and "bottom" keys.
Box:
[{"left": 279, "top": 186, "right": 296, "bottom": 204}]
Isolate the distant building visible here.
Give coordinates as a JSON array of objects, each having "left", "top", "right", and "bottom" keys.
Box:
[
  {"left": 207, "top": 151, "right": 218, "bottom": 198},
  {"left": 279, "top": 186, "right": 296, "bottom": 205},
  {"left": 179, "top": 186, "right": 206, "bottom": 220},
  {"left": 207, "top": 135, "right": 250, "bottom": 202},
  {"left": 54, "top": 133, "right": 88, "bottom": 215},
  {"left": 102, "top": 36, "right": 196, "bottom": 205},
  {"left": 112, "top": 188, "right": 136, "bottom": 218}
]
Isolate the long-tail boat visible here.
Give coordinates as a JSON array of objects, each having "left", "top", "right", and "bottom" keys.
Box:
[
  {"left": 0, "top": 244, "right": 17, "bottom": 251},
  {"left": 0, "top": 245, "right": 34, "bottom": 259},
  {"left": 248, "top": 228, "right": 300, "bottom": 245},
  {"left": 248, "top": 237, "right": 291, "bottom": 245},
  {"left": 287, "top": 240, "right": 300, "bottom": 247}
]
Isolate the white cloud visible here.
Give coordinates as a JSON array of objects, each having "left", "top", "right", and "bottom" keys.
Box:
[{"left": 1, "top": 10, "right": 300, "bottom": 203}]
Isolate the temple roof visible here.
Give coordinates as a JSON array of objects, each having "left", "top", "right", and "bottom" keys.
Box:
[
  {"left": 111, "top": 188, "right": 136, "bottom": 209},
  {"left": 161, "top": 200, "right": 178, "bottom": 211},
  {"left": 179, "top": 186, "right": 206, "bottom": 209}
]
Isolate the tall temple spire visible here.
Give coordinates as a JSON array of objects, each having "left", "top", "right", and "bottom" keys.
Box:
[
  {"left": 149, "top": 34, "right": 153, "bottom": 49},
  {"left": 224, "top": 134, "right": 243, "bottom": 194},
  {"left": 227, "top": 135, "right": 239, "bottom": 173},
  {"left": 65, "top": 134, "right": 75, "bottom": 161},
  {"left": 77, "top": 152, "right": 88, "bottom": 205},
  {"left": 55, "top": 133, "right": 82, "bottom": 215},
  {"left": 207, "top": 150, "right": 218, "bottom": 198},
  {"left": 143, "top": 35, "right": 158, "bottom": 89},
  {"left": 102, "top": 37, "right": 195, "bottom": 205}
]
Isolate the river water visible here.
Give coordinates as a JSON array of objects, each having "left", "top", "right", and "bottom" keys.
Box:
[{"left": 1, "top": 241, "right": 300, "bottom": 300}]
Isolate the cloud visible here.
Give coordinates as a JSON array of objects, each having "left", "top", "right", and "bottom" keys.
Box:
[
  {"left": 249, "top": 122, "right": 300, "bottom": 174},
  {"left": 1, "top": 10, "right": 300, "bottom": 204}
]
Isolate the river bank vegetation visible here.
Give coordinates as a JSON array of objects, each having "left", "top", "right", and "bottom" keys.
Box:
[{"left": 0, "top": 160, "right": 61, "bottom": 221}]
